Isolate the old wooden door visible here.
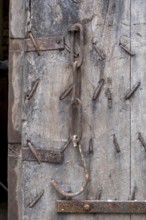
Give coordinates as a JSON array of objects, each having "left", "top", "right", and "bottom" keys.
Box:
[{"left": 8, "top": 0, "right": 146, "bottom": 219}]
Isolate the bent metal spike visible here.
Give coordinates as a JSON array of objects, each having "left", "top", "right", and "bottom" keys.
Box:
[{"left": 51, "top": 23, "right": 90, "bottom": 197}]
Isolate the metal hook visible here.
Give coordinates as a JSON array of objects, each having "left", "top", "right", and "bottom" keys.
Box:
[{"left": 51, "top": 143, "right": 90, "bottom": 197}]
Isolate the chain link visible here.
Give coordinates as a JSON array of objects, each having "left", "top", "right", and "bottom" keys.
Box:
[
  {"left": 69, "top": 23, "right": 83, "bottom": 147},
  {"left": 51, "top": 23, "right": 90, "bottom": 198}
]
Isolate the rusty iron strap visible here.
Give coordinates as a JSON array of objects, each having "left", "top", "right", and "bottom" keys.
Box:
[
  {"left": 22, "top": 147, "right": 64, "bottom": 164},
  {"left": 25, "top": 36, "right": 64, "bottom": 52},
  {"left": 56, "top": 200, "right": 146, "bottom": 213}
]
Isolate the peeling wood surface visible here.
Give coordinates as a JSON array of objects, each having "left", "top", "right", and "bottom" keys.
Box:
[
  {"left": 8, "top": 39, "right": 24, "bottom": 143},
  {"left": 9, "top": 0, "right": 146, "bottom": 219}
]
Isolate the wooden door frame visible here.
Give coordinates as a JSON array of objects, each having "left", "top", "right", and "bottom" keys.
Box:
[{"left": 8, "top": 0, "right": 25, "bottom": 219}]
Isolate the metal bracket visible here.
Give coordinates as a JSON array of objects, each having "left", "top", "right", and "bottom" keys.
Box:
[
  {"left": 56, "top": 200, "right": 146, "bottom": 214},
  {"left": 25, "top": 36, "right": 64, "bottom": 52},
  {"left": 22, "top": 147, "right": 64, "bottom": 164}
]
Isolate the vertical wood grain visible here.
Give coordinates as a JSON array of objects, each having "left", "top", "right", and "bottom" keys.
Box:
[
  {"left": 131, "top": 0, "right": 146, "bottom": 219},
  {"left": 9, "top": 0, "right": 26, "bottom": 38},
  {"left": 8, "top": 39, "right": 24, "bottom": 143}
]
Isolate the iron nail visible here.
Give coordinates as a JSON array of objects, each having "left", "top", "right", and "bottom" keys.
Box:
[
  {"left": 92, "top": 79, "right": 104, "bottom": 100},
  {"left": 61, "top": 138, "right": 72, "bottom": 153},
  {"left": 28, "top": 190, "right": 44, "bottom": 208},
  {"left": 93, "top": 44, "right": 106, "bottom": 60},
  {"left": 125, "top": 82, "right": 141, "bottom": 100},
  {"left": 96, "top": 189, "right": 102, "bottom": 200},
  {"left": 56, "top": 39, "right": 61, "bottom": 44},
  {"left": 72, "top": 0, "right": 81, "bottom": 3},
  {"left": 138, "top": 132, "right": 146, "bottom": 151},
  {"left": 27, "top": 141, "right": 41, "bottom": 164},
  {"left": 29, "top": 31, "right": 41, "bottom": 56},
  {"left": 131, "top": 186, "right": 137, "bottom": 200},
  {"left": 107, "top": 88, "right": 112, "bottom": 109},
  {"left": 88, "top": 138, "right": 93, "bottom": 154},
  {"left": 65, "top": 44, "right": 78, "bottom": 58},
  {"left": 25, "top": 78, "right": 40, "bottom": 100},
  {"left": 113, "top": 134, "right": 120, "bottom": 153},
  {"left": 59, "top": 84, "right": 73, "bottom": 100},
  {"left": 119, "top": 43, "right": 135, "bottom": 56}
]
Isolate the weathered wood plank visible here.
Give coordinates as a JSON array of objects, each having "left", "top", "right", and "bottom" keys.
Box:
[
  {"left": 8, "top": 39, "right": 24, "bottom": 143},
  {"left": 82, "top": 1, "right": 131, "bottom": 220},
  {"left": 9, "top": 0, "right": 26, "bottom": 38},
  {"left": 8, "top": 144, "right": 22, "bottom": 220},
  {"left": 30, "top": 0, "right": 80, "bottom": 37},
  {"left": 131, "top": 0, "right": 146, "bottom": 220},
  {"left": 21, "top": 1, "right": 131, "bottom": 220}
]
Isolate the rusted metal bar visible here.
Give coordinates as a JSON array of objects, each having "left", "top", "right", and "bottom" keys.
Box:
[
  {"left": 138, "top": 132, "right": 146, "bottom": 151},
  {"left": 119, "top": 43, "right": 135, "bottom": 56},
  {"left": 56, "top": 200, "right": 146, "bottom": 213},
  {"left": 22, "top": 147, "right": 64, "bottom": 164},
  {"left": 27, "top": 190, "right": 44, "bottom": 208},
  {"left": 25, "top": 78, "right": 40, "bottom": 100},
  {"left": 125, "top": 82, "right": 140, "bottom": 100},
  {"left": 92, "top": 79, "right": 104, "bottom": 101},
  {"left": 26, "top": 36, "right": 64, "bottom": 52},
  {"left": 59, "top": 84, "right": 73, "bottom": 100}
]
